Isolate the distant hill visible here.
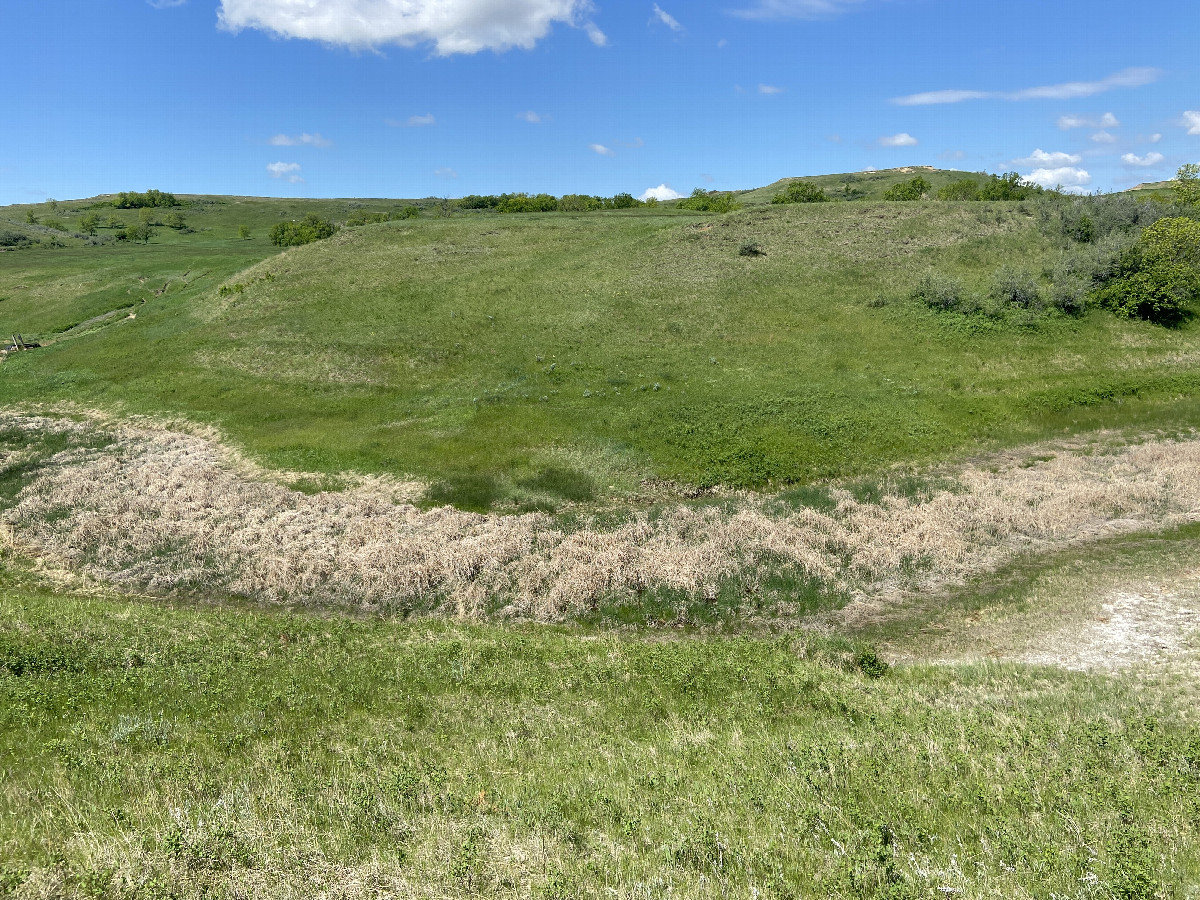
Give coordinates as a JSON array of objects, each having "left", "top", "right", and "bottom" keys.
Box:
[{"left": 737, "top": 167, "right": 989, "bottom": 204}]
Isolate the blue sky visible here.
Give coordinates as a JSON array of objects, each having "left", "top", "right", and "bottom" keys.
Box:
[{"left": 1, "top": 0, "right": 1197, "bottom": 205}]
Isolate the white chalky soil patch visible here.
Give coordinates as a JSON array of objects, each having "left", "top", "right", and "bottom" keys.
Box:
[{"left": 1021, "top": 573, "right": 1200, "bottom": 672}]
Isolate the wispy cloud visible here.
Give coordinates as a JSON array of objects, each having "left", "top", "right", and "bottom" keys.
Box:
[
  {"left": 1013, "top": 149, "right": 1081, "bottom": 167},
  {"left": 893, "top": 68, "right": 1159, "bottom": 106},
  {"left": 434, "top": 167, "right": 458, "bottom": 177},
  {"left": 516, "top": 111, "right": 543, "bottom": 123},
  {"left": 640, "top": 183, "right": 682, "bottom": 201},
  {"left": 729, "top": 0, "right": 868, "bottom": 21},
  {"left": 268, "top": 132, "right": 331, "bottom": 147},
  {"left": 758, "top": 84, "right": 784, "bottom": 95},
  {"left": 266, "top": 161, "right": 303, "bottom": 183},
  {"left": 651, "top": 4, "right": 682, "bottom": 30},
  {"left": 388, "top": 113, "right": 436, "bottom": 128},
  {"left": 1122, "top": 152, "right": 1165, "bottom": 167},
  {"left": 147, "top": 0, "right": 186, "bottom": 8},
  {"left": 218, "top": 0, "right": 604, "bottom": 55},
  {"left": 1091, "top": 131, "right": 1117, "bottom": 144},
  {"left": 1150, "top": 133, "right": 1163, "bottom": 143},
  {"left": 589, "top": 143, "right": 616, "bottom": 157},
  {"left": 940, "top": 149, "right": 966, "bottom": 161},
  {"left": 1185, "top": 111, "right": 1200, "bottom": 135},
  {"left": 617, "top": 137, "right": 645, "bottom": 149},
  {"left": 1058, "top": 112, "right": 1119, "bottom": 129},
  {"left": 879, "top": 132, "right": 918, "bottom": 147}
]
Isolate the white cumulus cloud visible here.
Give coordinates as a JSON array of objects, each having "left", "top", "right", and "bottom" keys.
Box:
[
  {"left": 269, "top": 132, "right": 332, "bottom": 147},
  {"left": 217, "top": 0, "right": 604, "bottom": 55},
  {"left": 879, "top": 132, "right": 918, "bottom": 147},
  {"left": 1014, "top": 149, "right": 1082, "bottom": 167},
  {"left": 651, "top": 4, "right": 681, "bottom": 30},
  {"left": 640, "top": 184, "right": 682, "bottom": 201},
  {"left": 1185, "top": 111, "right": 1200, "bottom": 135},
  {"left": 1122, "top": 152, "right": 1165, "bottom": 167},
  {"left": 589, "top": 143, "right": 615, "bottom": 157},
  {"left": 266, "top": 161, "right": 303, "bottom": 183},
  {"left": 1091, "top": 131, "right": 1117, "bottom": 144},
  {"left": 1024, "top": 166, "right": 1091, "bottom": 192},
  {"left": 1150, "top": 133, "right": 1162, "bottom": 143},
  {"left": 893, "top": 68, "right": 1158, "bottom": 106}
]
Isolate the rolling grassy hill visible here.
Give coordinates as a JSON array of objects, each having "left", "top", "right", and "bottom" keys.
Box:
[
  {"left": 3, "top": 185, "right": 1198, "bottom": 510},
  {"left": 3, "top": 181, "right": 1200, "bottom": 898}
]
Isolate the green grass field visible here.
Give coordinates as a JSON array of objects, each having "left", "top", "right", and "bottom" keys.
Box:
[{"left": 3, "top": 180, "right": 1200, "bottom": 898}]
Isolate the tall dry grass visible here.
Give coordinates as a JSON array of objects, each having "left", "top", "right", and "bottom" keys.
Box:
[{"left": 4, "top": 411, "right": 1199, "bottom": 619}]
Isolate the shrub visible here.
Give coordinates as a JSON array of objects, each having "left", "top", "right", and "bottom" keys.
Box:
[
  {"left": 1049, "top": 278, "right": 1088, "bottom": 316},
  {"left": 882, "top": 176, "right": 930, "bottom": 202},
  {"left": 399, "top": 205, "right": 421, "bottom": 218},
  {"left": 677, "top": 188, "right": 740, "bottom": 213},
  {"left": 1093, "top": 216, "right": 1200, "bottom": 325},
  {"left": 558, "top": 194, "right": 602, "bottom": 212},
  {"left": 936, "top": 179, "right": 981, "bottom": 201},
  {"left": 991, "top": 267, "right": 1041, "bottom": 308},
  {"left": 912, "top": 273, "right": 965, "bottom": 311},
  {"left": 738, "top": 240, "right": 765, "bottom": 257},
  {"left": 496, "top": 193, "right": 559, "bottom": 213},
  {"left": 41, "top": 219, "right": 68, "bottom": 232},
  {"left": 0, "top": 230, "right": 31, "bottom": 248},
  {"left": 771, "top": 181, "right": 828, "bottom": 204},
  {"left": 610, "top": 192, "right": 639, "bottom": 209},
  {"left": 269, "top": 213, "right": 338, "bottom": 247},
  {"left": 978, "top": 172, "right": 1040, "bottom": 201}
]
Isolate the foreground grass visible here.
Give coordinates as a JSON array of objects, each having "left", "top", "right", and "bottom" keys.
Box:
[{"left": 2, "top": 570, "right": 1197, "bottom": 898}]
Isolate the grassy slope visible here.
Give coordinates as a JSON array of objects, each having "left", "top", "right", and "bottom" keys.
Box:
[
  {"left": 1, "top": 555, "right": 1197, "bottom": 898},
  {"left": 5, "top": 197, "right": 1200, "bottom": 509},
  {"left": 738, "top": 167, "right": 984, "bottom": 204}
]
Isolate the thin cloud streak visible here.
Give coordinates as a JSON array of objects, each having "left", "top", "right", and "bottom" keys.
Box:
[{"left": 893, "top": 67, "right": 1160, "bottom": 106}]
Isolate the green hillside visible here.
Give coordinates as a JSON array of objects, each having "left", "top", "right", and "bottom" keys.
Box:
[
  {"left": 3, "top": 190, "right": 1199, "bottom": 510},
  {"left": 737, "top": 166, "right": 984, "bottom": 204}
]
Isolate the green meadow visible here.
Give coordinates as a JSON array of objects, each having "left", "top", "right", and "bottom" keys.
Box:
[{"left": 3, "top": 177, "right": 1200, "bottom": 897}]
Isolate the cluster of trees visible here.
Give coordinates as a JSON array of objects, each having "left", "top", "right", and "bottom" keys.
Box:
[
  {"left": 937, "top": 173, "right": 1044, "bottom": 202},
  {"left": 771, "top": 181, "right": 829, "bottom": 204},
  {"left": 345, "top": 207, "right": 421, "bottom": 226},
  {"left": 112, "top": 189, "right": 179, "bottom": 209},
  {"left": 676, "top": 188, "right": 740, "bottom": 212},
  {"left": 269, "top": 213, "right": 338, "bottom": 247},
  {"left": 459, "top": 192, "right": 643, "bottom": 213}
]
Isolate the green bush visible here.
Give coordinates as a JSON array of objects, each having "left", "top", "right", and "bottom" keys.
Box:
[
  {"left": 771, "top": 181, "right": 829, "bottom": 204},
  {"left": 978, "top": 172, "right": 1040, "bottom": 201},
  {"left": 399, "top": 205, "right": 421, "bottom": 219},
  {"left": 677, "top": 188, "right": 741, "bottom": 213},
  {"left": 269, "top": 213, "right": 338, "bottom": 247},
  {"left": 1093, "top": 217, "right": 1200, "bottom": 325},
  {"left": 1174, "top": 163, "right": 1200, "bottom": 208},
  {"left": 936, "top": 179, "right": 981, "bottom": 201},
  {"left": 912, "top": 273, "right": 965, "bottom": 311},
  {"left": 1049, "top": 278, "right": 1088, "bottom": 316},
  {"left": 991, "top": 267, "right": 1042, "bottom": 309},
  {"left": 882, "top": 177, "right": 930, "bottom": 202},
  {"left": 0, "top": 230, "right": 32, "bottom": 248}
]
